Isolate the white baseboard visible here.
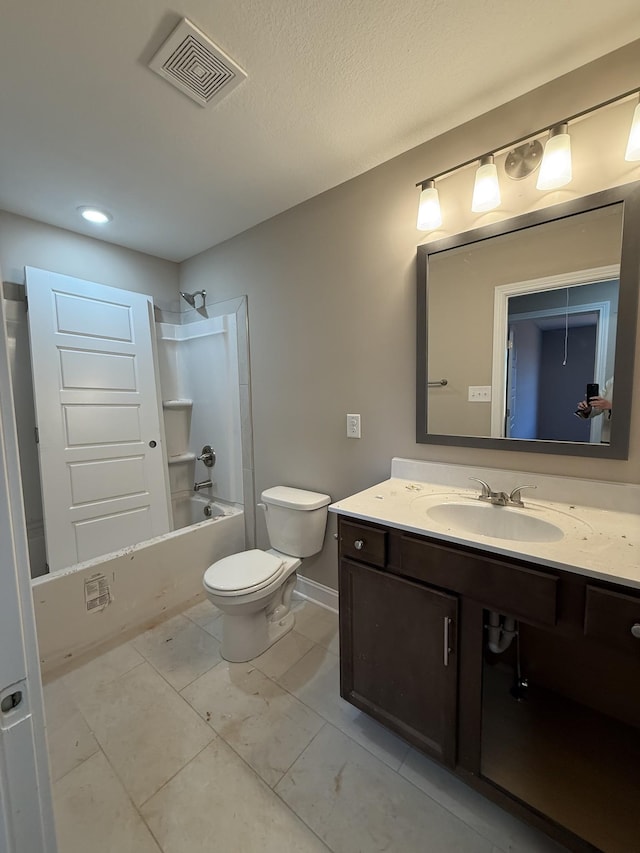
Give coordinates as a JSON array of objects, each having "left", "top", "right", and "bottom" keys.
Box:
[{"left": 294, "top": 575, "right": 338, "bottom": 614}]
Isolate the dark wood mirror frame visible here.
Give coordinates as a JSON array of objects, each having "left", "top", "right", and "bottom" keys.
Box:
[{"left": 416, "top": 182, "right": 640, "bottom": 459}]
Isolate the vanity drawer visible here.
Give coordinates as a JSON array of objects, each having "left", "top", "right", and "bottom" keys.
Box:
[
  {"left": 400, "top": 535, "right": 558, "bottom": 626},
  {"left": 340, "top": 520, "right": 387, "bottom": 568},
  {"left": 584, "top": 585, "right": 640, "bottom": 656}
]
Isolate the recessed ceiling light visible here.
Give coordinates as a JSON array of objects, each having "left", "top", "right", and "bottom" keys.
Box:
[{"left": 78, "top": 206, "right": 113, "bottom": 224}]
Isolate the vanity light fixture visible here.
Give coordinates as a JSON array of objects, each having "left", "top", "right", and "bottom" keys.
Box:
[
  {"left": 625, "top": 95, "right": 640, "bottom": 161},
  {"left": 415, "top": 86, "right": 640, "bottom": 232},
  {"left": 77, "top": 206, "right": 113, "bottom": 224},
  {"left": 417, "top": 179, "right": 442, "bottom": 231},
  {"left": 536, "top": 123, "right": 572, "bottom": 191},
  {"left": 471, "top": 154, "right": 501, "bottom": 213}
]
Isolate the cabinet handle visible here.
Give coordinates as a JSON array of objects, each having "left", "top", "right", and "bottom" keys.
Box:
[
  {"left": 354, "top": 539, "right": 365, "bottom": 550},
  {"left": 632, "top": 624, "right": 640, "bottom": 639},
  {"left": 443, "top": 617, "right": 452, "bottom": 666}
]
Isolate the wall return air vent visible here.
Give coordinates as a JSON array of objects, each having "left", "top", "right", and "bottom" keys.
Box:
[{"left": 149, "top": 18, "right": 246, "bottom": 107}]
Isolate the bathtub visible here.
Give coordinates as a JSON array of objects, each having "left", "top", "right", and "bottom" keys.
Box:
[
  {"left": 32, "top": 504, "right": 244, "bottom": 674},
  {"left": 171, "top": 492, "right": 234, "bottom": 529}
]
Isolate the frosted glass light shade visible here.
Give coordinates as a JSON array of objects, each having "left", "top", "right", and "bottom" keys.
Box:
[
  {"left": 536, "top": 125, "right": 572, "bottom": 190},
  {"left": 471, "top": 155, "right": 501, "bottom": 212},
  {"left": 625, "top": 101, "right": 640, "bottom": 161},
  {"left": 417, "top": 182, "right": 442, "bottom": 230}
]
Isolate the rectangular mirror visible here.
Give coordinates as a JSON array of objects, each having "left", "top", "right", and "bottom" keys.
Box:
[{"left": 417, "top": 183, "right": 640, "bottom": 458}]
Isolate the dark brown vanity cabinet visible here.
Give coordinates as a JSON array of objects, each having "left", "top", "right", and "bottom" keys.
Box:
[
  {"left": 340, "top": 556, "right": 458, "bottom": 765},
  {"left": 337, "top": 514, "right": 640, "bottom": 853}
]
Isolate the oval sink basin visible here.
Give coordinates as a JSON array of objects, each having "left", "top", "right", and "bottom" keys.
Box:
[{"left": 426, "top": 502, "right": 564, "bottom": 543}]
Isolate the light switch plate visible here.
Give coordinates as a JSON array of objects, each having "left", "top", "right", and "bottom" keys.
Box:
[
  {"left": 468, "top": 386, "right": 492, "bottom": 402},
  {"left": 347, "top": 414, "right": 361, "bottom": 438}
]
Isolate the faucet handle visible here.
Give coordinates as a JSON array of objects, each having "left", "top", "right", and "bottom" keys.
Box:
[
  {"left": 469, "top": 477, "right": 492, "bottom": 499},
  {"left": 508, "top": 484, "right": 536, "bottom": 506},
  {"left": 197, "top": 445, "right": 216, "bottom": 468}
]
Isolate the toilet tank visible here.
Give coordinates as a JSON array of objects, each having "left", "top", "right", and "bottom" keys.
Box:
[{"left": 261, "top": 486, "right": 331, "bottom": 558}]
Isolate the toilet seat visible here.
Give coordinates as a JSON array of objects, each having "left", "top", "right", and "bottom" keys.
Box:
[{"left": 203, "top": 549, "right": 286, "bottom": 597}]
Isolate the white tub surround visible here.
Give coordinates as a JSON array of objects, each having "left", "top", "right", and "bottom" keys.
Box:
[
  {"left": 33, "top": 508, "right": 244, "bottom": 674},
  {"left": 330, "top": 458, "right": 640, "bottom": 590},
  {"left": 172, "top": 495, "right": 238, "bottom": 529}
]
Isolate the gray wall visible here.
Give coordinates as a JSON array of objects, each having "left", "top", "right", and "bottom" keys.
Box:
[
  {"left": 0, "top": 211, "right": 180, "bottom": 307},
  {"left": 179, "top": 41, "right": 640, "bottom": 590}
]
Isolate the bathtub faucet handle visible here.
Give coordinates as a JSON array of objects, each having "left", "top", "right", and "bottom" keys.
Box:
[{"left": 197, "top": 445, "right": 216, "bottom": 468}]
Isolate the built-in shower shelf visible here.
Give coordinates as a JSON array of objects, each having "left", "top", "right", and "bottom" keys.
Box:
[
  {"left": 167, "top": 452, "right": 196, "bottom": 465},
  {"left": 163, "top": 399, "right": 193, "bottom": 409}
]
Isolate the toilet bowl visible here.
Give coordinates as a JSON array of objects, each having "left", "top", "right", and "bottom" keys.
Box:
[{"left": 202, "top": 486, "right": 330, "bottom": 662}]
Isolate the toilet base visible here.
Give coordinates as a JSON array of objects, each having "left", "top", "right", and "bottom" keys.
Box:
[
  {"left": 222, "top": 609, "right": 295, "bottom": 663},
  {"left": 215, "top": 573, "right": 298, "bottom": 662}
]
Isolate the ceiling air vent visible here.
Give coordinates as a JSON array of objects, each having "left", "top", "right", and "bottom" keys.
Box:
[{"left": 149, "top": 18, "right": 246, "bottom": 108}]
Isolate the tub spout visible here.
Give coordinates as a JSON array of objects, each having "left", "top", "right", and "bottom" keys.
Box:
[{"left": 194, "top": 479, "right": 212, "bottom": 492}]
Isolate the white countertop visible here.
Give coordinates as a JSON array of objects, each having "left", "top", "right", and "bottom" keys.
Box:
[{"left": 329, "top": 470, "right": 640, "bottom": 590}]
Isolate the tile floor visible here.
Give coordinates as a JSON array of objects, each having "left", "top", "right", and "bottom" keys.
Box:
[{"left": 44, "top": 598, "right": 568, "bottom": 853}]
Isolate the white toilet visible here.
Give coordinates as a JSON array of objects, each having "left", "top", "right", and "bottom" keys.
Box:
[{"left": 203, "top": 486, "right": 331, "bottom": 662}]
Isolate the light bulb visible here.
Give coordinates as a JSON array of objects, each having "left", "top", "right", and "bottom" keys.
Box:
[
  {"left": 78, "top": 206, "right": 112, "bottom": 224},
  {"left": 417, "top": 180, "right": 442, "bottom": 231},
  {"left": 625, "top": 100, "right": 640, "bottom": 161},
  {"left": 536, "top": 124, "right": 572, "bottom": 191},
  {"left": 471, "top": 154, "right": 501, "bottom": 213}
]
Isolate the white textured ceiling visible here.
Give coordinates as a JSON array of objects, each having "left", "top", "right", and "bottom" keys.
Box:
[{"left": 1, "top": 1, "right": 640, "bottom": 262}]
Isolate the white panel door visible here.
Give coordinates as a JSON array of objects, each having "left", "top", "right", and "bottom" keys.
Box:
[
  {"left": 25, "top": 268, "right": 170, "bottom": 572},
  {"left": 0, "top": 283, "right": 57, "bottom": 852}
]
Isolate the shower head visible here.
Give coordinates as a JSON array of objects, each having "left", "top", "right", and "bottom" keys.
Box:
[{"left": 179, "top": 289, "right": 206, "bottom": 308}]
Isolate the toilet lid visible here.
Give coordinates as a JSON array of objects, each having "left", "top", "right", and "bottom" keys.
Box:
[{"left": 203, "top": 549, "right": 285, "bottom": 594}]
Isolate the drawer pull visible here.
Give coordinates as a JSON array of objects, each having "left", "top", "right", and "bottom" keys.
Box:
[
  {"left": 443, "top": 617, "right": 452, "bottom": 667},
  {"left": 354, "top": 539, "right": 365, "bottom": 550},
  {"left": 631, "top": 624, "right": 640, "bottom": 639}
]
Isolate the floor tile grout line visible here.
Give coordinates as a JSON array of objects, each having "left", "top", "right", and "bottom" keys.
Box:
[
  {"left": 57, "top": 654, "right": 220, "bottom": 821},
  {"left": 272, "top": 718, "right": 500, "bottom": 853},
  {"left": 131, "top": 633, "right": 223, "bottom": 695},
  {"left": 177, "top": 660, "right": 327, "bottom": 787},
  {"left": 203, "top": 721, "right": 334, "bottom": 852},
  {"left": 271, "top": 719, "right": 330, "bottom": 791},
  {"left": 135, "top": 723, "right": 333, "bottom": 853},
  {"left": 55, "top": 741, "right": 164, "bottom": 852},
  {"left": 63, "top": 659, "right": 149, "bottom": 732},
  {"left": 267, "top": 644, "right": 415, "bottom": 773},
  {"left": 46, "top": 740, "right": 102, "bottom": 786},
  {"left": 59, "top": 649, "right": 147, "bottom": 692},
  {"left": 269, "top": 721, "right": 360, "bottom": 853},
  {"left": 393, "top": 759, "right": 512, "bottom": 851},
  {"left": 135, "top": 734, "right": 218, "bottom": 811},
  {"left": 394, "top": 753, "right": 564, "bottom": 851}
]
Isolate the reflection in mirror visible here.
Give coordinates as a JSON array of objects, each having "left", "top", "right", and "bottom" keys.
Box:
[
  {"left": 417, "top": 184, "right": 640, "bottom": 459},
  {"left": 4, "top": 270, "right": 248, "bottom": 578},
  {"left": 503, "top": 274, "right": 617, "bottom": 443}
]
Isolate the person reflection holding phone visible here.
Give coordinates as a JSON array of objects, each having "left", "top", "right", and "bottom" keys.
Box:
[{"left": 577, "top": 378, "right": 613, "bottom": 443}]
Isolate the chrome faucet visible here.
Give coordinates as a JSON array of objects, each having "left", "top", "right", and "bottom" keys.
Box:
[
  {"left": 194, "top": 479, "right": 212, "bottom": 492},
  {"left": 508, "top": 484, "right": 536, "bottom": 506},
  {"left": 469, "top": 478, "right": 536, "bottom": 507},
  {"left": 469, "top": 477, "right": 507, "bottom": 505}
]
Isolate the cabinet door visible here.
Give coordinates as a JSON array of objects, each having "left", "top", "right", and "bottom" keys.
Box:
[{"left": 340, "top": 558, "right": 458, "bottom": 765}]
